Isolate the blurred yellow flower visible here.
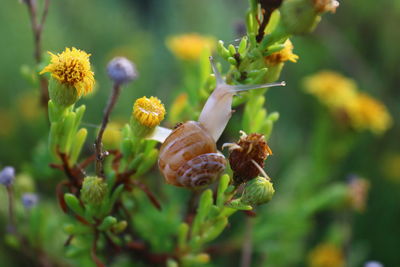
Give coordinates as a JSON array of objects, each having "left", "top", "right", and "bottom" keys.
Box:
[
  {"left": 345, "top": 93, "right": 392, "bottom": 135},
  {"left": 166, "top": 33, "right": 216, "bottom": 61},
  {"left": 382, "top": 154, "right": 400, "bottom": 183},
  {"left": 265, "top": 39, "right": 299, "bottom": 66},
  {"left": 308, "top": 243, "right": 344, "bottom": 267},
  {"left": 40, "top": 47, "right": 94, "bottom": 97},
  {"left": 168, "top": 92, "right": 188, "bottom": 124},
  {"left": 102, "top": 122, "right": 122, "bottom": 150},
  {"left": 17, "top": 91, "right": 41, "bottom": 121},
  {"left": 0, "top": 109, "right": 16, "bottom": 137},
  {"left": 304, "top": 71, "right": 358, "bottom": 110},
  {"left": 133, "top": 96, "right": 166, "bottom": 128}
]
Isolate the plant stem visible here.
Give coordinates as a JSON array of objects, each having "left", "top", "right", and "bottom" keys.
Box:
[
  {"left": 95, "top": 83, "right": 121, "bottom": 177},
  {"left": 240, "top": 217, "right": 254, "bottom": 267},
  {"left": 25, "top": 0, "right": 51, "bottom": 109},
  {"left": 6, "top": 185, "right": 16, "bottom": 233}
]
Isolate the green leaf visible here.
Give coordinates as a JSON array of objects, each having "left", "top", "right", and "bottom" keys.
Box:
[
  {"left": 217, "top": 174, "right": 230, "bottom": 207},
  {"left": 70, "top": 128, "right": 87, "bottom": 165},
  {"left": 98, "top": 216, "right": 117, "bottom": 231},
  {"left": 64, "top": 193, "right": 85, "bottom": 217},
  {"left": 178, "top": 223, "right": 189, "bottom": 250},
  {"left": 191, "top": 189, "right": 213, "bottom": 237},
  {"left": 202, "top": 217, "right": 228, "bottom": 243}
]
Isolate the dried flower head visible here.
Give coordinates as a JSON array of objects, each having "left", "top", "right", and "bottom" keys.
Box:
[
  {"left": 345, "top": 93, "right": 392, "bottom": 135},
  {"left": 0, "top": 166, "right": 15, "bottom": 187},
  {"left": 304, "top": 70, "right": 358, "bottom": 110},
  {"left": 107, "top": 57, "right": 138, "bottom": 85},
  {"left": 40, "top": 47, "right": 94, "bottom": 97},
  {"left": 226, "top": 132, "right": 272, "bottom": 185},
  {"left": 166, "top": 33, "right": 216, "bottom": 61},
  {"left": 80, "top": 176, "right": 108, "bottom": 205},
  {"left": 313, "top": 0, "right": 339, "bottom": 13},
  {"left": 265, "top": 39, "right": 299, "bottom": 66},
  {"left": 308, "top": 243, "right": 344, "bottom": 267},
  {"left": 133, "top": 96, "right": 166, "bottom": 128}
]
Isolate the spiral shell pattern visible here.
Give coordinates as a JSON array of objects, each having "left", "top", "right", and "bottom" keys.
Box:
[{"left": 158, "top": 121, "right": 227, "bottom": 188}]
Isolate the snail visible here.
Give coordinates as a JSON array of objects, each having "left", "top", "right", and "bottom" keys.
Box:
[{"left": 158, "top": 57, "right": 285, "bottom": 188}]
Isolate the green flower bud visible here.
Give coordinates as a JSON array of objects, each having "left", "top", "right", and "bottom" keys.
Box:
[
  {"left": 240, "top": 177, "right": 275, "bottom": 206},
  {"left": 48, "top": 76, "right": 80, "bottom": 107},
  {"left": 112, "top": 220, "right": 128, "bottom": 234},
  {"left": 80, "top": 176, "right": 108, "bottom": 205}
]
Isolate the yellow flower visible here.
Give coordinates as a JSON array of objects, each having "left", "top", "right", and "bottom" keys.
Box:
[
  {"left": 303, "top": 71, "right": 357, "bottom": 110},
  {"left": 40, "top": 47, "right": 94, "bottom": 97},
  {"left": 168, "top": 93, "right": 188, "bottom": 124},
  {"left": 308, "top": 243, "right": 344, "bottom": 267},
  {"left": 265, "top": 39, "right": 299, "bottom": 66},
  {"left": 382, "top": 154, "right": 400, "bottom": 183},
  {"left": 17, "top": 91, "right": 41, "bottom": 121},
  {"left": 0, "top": 109, "right": 16, "bottom": 137},
  {"left": 345, "top": 93, "right": 392, "bottom": 135},
  {"left": 166, "top": 33, "right": 216, "bottom": 61},
  {"left": 133, "top": 96, "right": 166, "bottom": 128}
]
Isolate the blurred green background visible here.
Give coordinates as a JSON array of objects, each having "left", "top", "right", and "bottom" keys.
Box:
[{"left": 0, "top": 0, "right": 399, "bottom": 266}]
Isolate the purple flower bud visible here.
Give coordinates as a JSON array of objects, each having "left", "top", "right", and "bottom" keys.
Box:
[
  {"left": 22, "top": 193, "right": 39, "bottom": 209},
  {"left": 107, "top": 57, "right": 138, "bottom": 85},
  {"left": 0, "top": 166, "right": 15, "bottom": 187}
]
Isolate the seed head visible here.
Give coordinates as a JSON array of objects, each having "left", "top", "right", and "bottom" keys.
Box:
[
  {"left": 228, "top": 132, "right": 272, "bottom": 185},
  {"left": 0, "top": 166, "right": 15, "bottom": 187},
  {"left": 107, "top": 57, "right": 138, "bottom": 85},
  {"left": 22, "top": 193, "right": 39, "bottom": 209}
]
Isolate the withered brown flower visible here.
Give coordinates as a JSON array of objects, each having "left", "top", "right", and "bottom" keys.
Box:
[{"left": 225, "top": 132, "right": 272, "bottom": 185}]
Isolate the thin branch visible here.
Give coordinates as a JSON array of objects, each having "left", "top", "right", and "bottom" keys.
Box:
[
  {"left": 25, "top": 0, "right": 51, "bottom": 108},
  {"left": 91, "top": 231, "right": 106, "bottom": 267},
  {"left": 6, "top": 185, "right": 16, "bottom": 234},
  {"left": 130, "top": 180, "right": 162, "bottom": 211},
  {"left": 95, "top": 83, "right": 121, "bottom": 177},
  {"left": 240, "top": 217, "right": 254, "bottom": 267}
]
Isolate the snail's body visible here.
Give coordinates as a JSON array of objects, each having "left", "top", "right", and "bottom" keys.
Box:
[
  {"left": 158, "top": 121, "right": 226, "bottom": 188},
  {"left": 157, "top": 57, "right": 285, "bottom": 189}
]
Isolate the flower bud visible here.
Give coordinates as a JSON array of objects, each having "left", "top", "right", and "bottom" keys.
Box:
[
  {"left": 22, "top": 193, "right": 39, "bottom": 209},
  {"left": 130, "top": 96, "right": 166, "bottom": 138},
  {"left": 0, "top": 166, "right": 15, "bottom": 187},
  {"left": 240, "top": 177, "right": 275, "bottom": 206},
  {"left": 80, "top": 176, "right": 108, "bottom": 205},
  {"left": 107, "top": 57, "right": 138, "bottom": 85},
  {"left": 48, "top": 77, "right": 80, "bottom": 107},
  {"left": 228, "top": 132, "right": 272, "bottom": 185}
]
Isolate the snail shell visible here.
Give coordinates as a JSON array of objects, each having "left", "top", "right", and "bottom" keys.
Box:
[{"left": 158, "top": 121, "right": 226, "bottom": 188}]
